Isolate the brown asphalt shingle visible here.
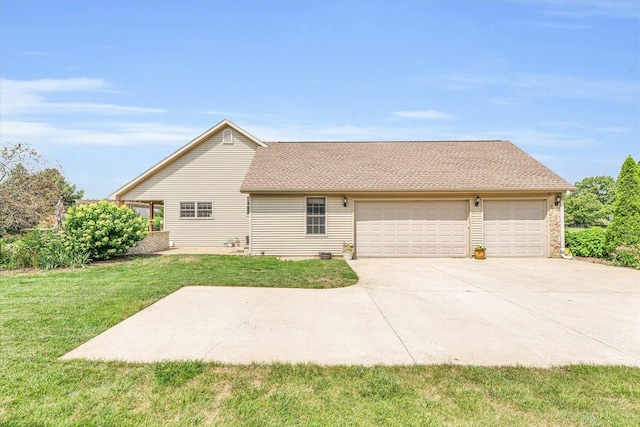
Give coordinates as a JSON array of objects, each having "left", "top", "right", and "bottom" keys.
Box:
[{"left": 240, "top": 140, "right": 574, "bottom": 193}]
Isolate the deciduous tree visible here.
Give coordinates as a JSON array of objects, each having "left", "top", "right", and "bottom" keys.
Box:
[
  {"left": 573, "top": 176, "right": 617, "bottom": 205},
  {"left": 0, "top": 143, "right": 83, "bottom": 235},
  {"left": 564, "top": 192, "right": 608, "bottom": 227},
  {"left": 564, "top": 175, "right": 617, "bottom": 227}
]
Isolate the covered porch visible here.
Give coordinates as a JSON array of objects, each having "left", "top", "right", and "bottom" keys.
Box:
[{"left": 116, "top": 200, "right": 164, "bottom": 232}]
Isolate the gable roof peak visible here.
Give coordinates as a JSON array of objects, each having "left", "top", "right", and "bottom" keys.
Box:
[{"left": 109, "top": 119, "right": 265, "bottom": 199}]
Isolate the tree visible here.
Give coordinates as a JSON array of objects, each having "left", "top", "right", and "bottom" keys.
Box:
[
  {"left": 0, "top": 143, "right": 84, "bottom": 235},
  {"left": 564, "top": 175, "right": 617, "bottom": 227},
  {"left": 564, "top": 192, "right": 608, "bottom": 227},
  {"left": 573, "top": 176, "right": 617, "bottom": 205},
  {"left": 605, "top": 156, "right": 640, "bottom": 251},
  {"left": 37, "top": 168, "right": 84, "bottom": 206},
  {"left": 0, "top": 143, "right": 43, "bottom": 181}
]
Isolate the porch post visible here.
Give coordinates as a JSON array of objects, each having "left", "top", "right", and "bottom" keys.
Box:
[{"left": 148, "top": 202, "right": 154, "bottom": 232}]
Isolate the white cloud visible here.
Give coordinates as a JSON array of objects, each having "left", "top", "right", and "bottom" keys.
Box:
[
  {"left": 1, "top": 120, "right": 200, "bottom": 146},
  {"left": 242, "top": 120, "right": 458, "bottom": 142},
  {"left": 0, "top": 77, "right": 165, "bottom": 116},
  {"left": 8, "top": 77, "right": 106, "bottom": 92},
  {"left": 456, "top": 128, "right": 599, "bottom": 149},
  {"left": 200, "top": 110, "right": 258, "bottom": 118},
  {"left": 21, "top": 51, "right": 54, "bottom": 56},
  {"left": 595, "top": 126, "right": 630, "bottom": 134},
  {"left": 440, "top": 72, "right": 639, "bottom": 104},
  {"left": 541, "top": 121, "right": 630, "bottom": 134},
  {"left": 392, "top": 110, "right": 453, "bottom": 120},
  {"left": 512, "top": 0, "right": 640, "bottom": 19},
  {"left": 520, "top": 21, "right": 593, "bottom": 30},
  {"left": 241, "top": 123, "right": 385, "bottom": 141},
  {"left": 484, "top": 98, "right": 530, "bottom": 106},
  {"left": 0, "top": 77, "right": 176, "bottom": 147}
]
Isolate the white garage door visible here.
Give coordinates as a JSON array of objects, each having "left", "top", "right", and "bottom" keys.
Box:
[
  {"left": 355, "top": 201, "right": 468, "bottom": 257},
  {"left": 483, "top": 200, "right": 547, "bottom": 257}
]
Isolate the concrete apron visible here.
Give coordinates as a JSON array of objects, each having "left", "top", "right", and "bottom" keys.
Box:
[{"left": 61, "top": 258, "right": 640, "bottom": 367}]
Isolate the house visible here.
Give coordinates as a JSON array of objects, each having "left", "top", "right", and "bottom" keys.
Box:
[{"left": 110, "top": 120, "right": 575, "bottom": 258}]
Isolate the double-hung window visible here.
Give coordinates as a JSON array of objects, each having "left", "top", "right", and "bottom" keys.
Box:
[
  {"left": 180, "top": 202, "right": 196, "bottom": 218},
  {"left": 196, "top": 202, "right": 212, "bottom": 218},
  {"left": 180, "top": 202, "right": 213, "bottom": 219},
  {"left": 306, "top": 197, "right": 326, "bottom": 235}
]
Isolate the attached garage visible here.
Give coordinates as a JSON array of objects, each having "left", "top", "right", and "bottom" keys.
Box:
[
  {"left": 355, "top": 200, "right": 469, "bottom": 257},
  {"left": 242, "top": 138, "right": 574, "bottom": 258},
  {"left": 483, "top": 200, "right": 547, "bottom": 257}
]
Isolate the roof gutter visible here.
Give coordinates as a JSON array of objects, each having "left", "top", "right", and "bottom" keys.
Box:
[{"left": 240, "top": 188, "right": 575, "bottom": 194}]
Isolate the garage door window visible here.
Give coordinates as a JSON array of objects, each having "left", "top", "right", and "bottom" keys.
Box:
[{"left": 306, "top": 197, "right": 326, "bottom": 235}]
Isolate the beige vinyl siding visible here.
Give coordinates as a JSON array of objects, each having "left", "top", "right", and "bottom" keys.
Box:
[
  {"left": 470, "top": 201, "right": 483, "bottom": 250},
  {"left": 250, "top": 195, "right": 353, "bottom": 256},
  {"left": 249, "top": 192, "right": 557, "bottom": 258},
  {"left": 120, "top": 129, "right": 256, "bottom": 247}
]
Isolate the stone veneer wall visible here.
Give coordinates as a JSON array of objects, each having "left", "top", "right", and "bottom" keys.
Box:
[
  {"left": 127, "top": 231, "right": 170, "bottom": 255},
  {"left": 547, "top": 193, "right": 562, "bottom": 258}
]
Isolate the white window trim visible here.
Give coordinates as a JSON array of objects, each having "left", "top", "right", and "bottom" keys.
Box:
[
  {"left": 305, "top": 196, "right": 327, "bottom": 236},
  {"left": 179, "top": 201, "right": 214, "bottom": 219}
]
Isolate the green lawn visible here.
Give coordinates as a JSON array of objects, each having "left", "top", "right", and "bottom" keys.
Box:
[{"left": 1, "top": 255, "right": 638, "bottom": 426}]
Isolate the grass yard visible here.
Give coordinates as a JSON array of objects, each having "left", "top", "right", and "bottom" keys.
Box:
[{"left": 1, "top": 255, "right": 638, "bottom": 426}]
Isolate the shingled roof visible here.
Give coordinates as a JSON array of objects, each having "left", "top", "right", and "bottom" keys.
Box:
[{"left": 241, "top": 140, "right": 574, "bottom": 193}]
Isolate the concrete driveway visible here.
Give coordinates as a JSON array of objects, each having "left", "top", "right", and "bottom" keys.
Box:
[{"left": 62, "top": 258, "right": 640, "bottom": 367}]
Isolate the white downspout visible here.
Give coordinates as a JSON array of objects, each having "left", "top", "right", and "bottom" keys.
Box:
[{"left": 559, "top": 194, "right": 573, "bottom": 259}]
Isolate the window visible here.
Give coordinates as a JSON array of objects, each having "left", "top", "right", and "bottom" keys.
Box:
[
  {"left": 306, "top": 197, "right": 326, "bottom": 235},
  {"left": 180, "top": 202, "right": 213, "bottom": 218},
  {"left": 246, "top": 196, "right": 251, "bottom": 215},
  {"left": 180, "top": 202, "right": 195, "bottom": 218},
  {"left": 222, "top": 129, "right": 233, "bottom": 144},
  {"left": 197, "top": 202, "right": 212, "bottom": 218}
]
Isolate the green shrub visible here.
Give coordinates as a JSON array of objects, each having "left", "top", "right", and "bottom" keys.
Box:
[
  {"left": 39, "top": 233, "right": 89, "bottom": 270},
  {"left": 611, "top": 244, "right": 640, "bottom": 269},
  {"left": 13, "top": 230, "right": 47, "bottom": 268},
  {"left": 565, "top": 228, "right": 607, "bottom": 258},
  {"left": 3, "top": 230, "right": 89, "bottom": 269},
  {"left": 0, "top": 237, "right": 18, "bottom": 268},
  {"left": 63, "top": 201, "right": 148, "bottom": 261}
]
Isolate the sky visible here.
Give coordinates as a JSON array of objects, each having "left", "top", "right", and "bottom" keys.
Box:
[{"left": 1, "top": 0, "right": 639, "bottom": 199}]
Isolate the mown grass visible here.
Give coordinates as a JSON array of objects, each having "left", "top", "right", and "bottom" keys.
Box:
[{"left": 1, "top": 255, "right": 638, "bottom": 426}]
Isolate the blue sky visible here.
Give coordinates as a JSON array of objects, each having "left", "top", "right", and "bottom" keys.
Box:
[{"left": 1, "top": 0, "right": 639, "bottom": 198}]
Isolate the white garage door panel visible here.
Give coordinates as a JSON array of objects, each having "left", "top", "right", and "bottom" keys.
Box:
[
  {"left": 484, "top": 200, "right": 546, "bottom": 257},
  {"left": 356, "top": 201, "right": 468, "bottom": 258}
]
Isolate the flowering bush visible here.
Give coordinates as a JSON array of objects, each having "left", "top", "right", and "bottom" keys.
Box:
[
  {"left": 63, "top": 201, "right": 148, "bottom": 260},
  {"left": 611, "top": 244, "right": 640, "bottom": 269}
]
